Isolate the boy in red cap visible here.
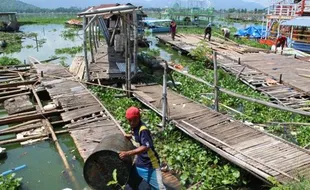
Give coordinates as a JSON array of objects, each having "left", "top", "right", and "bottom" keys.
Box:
[{"left": 120, "top": 106, "right": 166, "bottom": 190}]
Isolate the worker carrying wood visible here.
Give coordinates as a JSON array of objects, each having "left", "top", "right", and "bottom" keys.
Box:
[
  {"left": 275, "top": 34, "right": 287, "bottom": 55},
  {"left": 204, "top": 23, "right": 212, "bottom": 41},
  {"left": 120, "top": 106, "right": 166, "bottom": 190},
  {"left": 170, "top": 20, "right": 177, "bottom": 41},
  {"left": 222, "top": 27, "right": 230, "bottom": 39}
]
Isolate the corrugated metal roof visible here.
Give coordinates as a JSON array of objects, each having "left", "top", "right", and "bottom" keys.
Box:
[{"left": 282, "top": 16, "right": 310, "bottom": 27}]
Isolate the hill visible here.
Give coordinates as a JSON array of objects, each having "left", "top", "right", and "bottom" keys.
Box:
[{"left": 0, "top": 0, "right": 40, "bottom": 12}]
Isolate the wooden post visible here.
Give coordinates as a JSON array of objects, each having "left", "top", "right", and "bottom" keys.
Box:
[
  {"left": 162, "top": 62, "right": 168, "bottom": 128},
  {"left": 124, "top": 15, "right": 130, "bottom": 97},
  {"left": 279, "top": 74, "right": 283, "bottom": 84},
  {"left": 213, "top": 51, "right": 219, "bottom": 112},
  {"left": 94, "top": 21, "right": 98, "bottom": 48},
  {"left": 83, "top": 16, "right": 90, "bottom": 82},
  {"left": 88, "top": 18, "right": 95, "bottom": 63},
  {"left": 133, "top": 10, "right": 138, "bottom": 75},
  {"left": 128, "top": 14, "right": 132, "bottom": 93},
  {"left": 238, "top": 57, "right": 241, "bottom": 64},
  {"left": 35, "top": 35, "right": 38, "bottom": 52},
  {"left": 92, "top": 22, "right": 97, "bottom": 53},
  {"left": 290, "top": 26, "right": 294, "bottom": 48}
]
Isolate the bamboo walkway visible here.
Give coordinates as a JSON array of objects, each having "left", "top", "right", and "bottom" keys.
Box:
[
  {"left": 133, "top": 84, "right": 310, "bottom": 184},
  {"left": 0, "top": 63, "right": 181, "bottom": 189},
  {"left": 156, "top": 34, "right": 310, "bottom": 112}
]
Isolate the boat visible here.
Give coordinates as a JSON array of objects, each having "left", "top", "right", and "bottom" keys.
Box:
[
  {"left": 264, "top": 0, "right": 310, "bottom": 52},
  {"left": 142, "top": 19, "right": 172, "bottom": 33},
  {"left": 0, "top": 12, "right": 19, "bottom": 32}
]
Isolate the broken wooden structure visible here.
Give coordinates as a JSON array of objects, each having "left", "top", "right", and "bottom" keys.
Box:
[
  {"left": 133, "top": 83, "right": 310, "bottom": 184},
  {"left": 0, "top": 60, "right": 181, "bottom": 189},
  {"left": 74, "top": 3, "right": 143, "bottom": 95},
  {"left": 156, "top": 33, "right": 310, "bottom": 112}
]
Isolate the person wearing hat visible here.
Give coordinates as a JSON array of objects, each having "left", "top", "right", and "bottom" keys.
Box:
[
  {"left": 120, "top": 106, "right": 166, "bottom": 190},
  {"left": 204, "top": 23, "right": 212, "bottom": 41}
]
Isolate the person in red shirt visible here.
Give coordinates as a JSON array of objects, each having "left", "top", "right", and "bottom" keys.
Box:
[
  {"left": 275, "top": 35, "right": 287, "bottom": 54},
  {"left": 169, "top": 21, "right": 177, "bottom": 41}
]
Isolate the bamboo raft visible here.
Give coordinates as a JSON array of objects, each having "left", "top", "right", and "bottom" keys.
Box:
[
  {"left": 133, "top": 84, "right": 310, "bottom": 184},
  {"left": 156, "top": 33, "right": 310, "bottom": 112}
]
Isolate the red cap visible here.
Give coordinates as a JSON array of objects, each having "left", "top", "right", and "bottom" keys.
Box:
[{"left": 126, "top": 107, "right": 140, "bottom": 120}]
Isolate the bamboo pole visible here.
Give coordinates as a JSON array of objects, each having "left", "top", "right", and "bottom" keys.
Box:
[
  {"left": 88, "top": 17, "right": 95, "bottom": 63},
  {"left": 124, "top": 15, "right": 130, "bottom": 97},
  {"left": 0, "top": 119, "right": 41, "bottom": 133},
  {"left": 83, "top": 16, "right": 90, "bottom": 82},
  {"left": 161, "top": 62, "right": 168, "bottom": 128},
  {"left": 132, "top": 10, "right": 138, "bottom": 74},
  {"left": 213, "top": 51, "right": 219, "bottom": 112},
  {"left": 92, "top": 22, "right": 97, "bottom": 53},
  {"left": 44, "top": 119, "right": 80, "bottom": 190}
]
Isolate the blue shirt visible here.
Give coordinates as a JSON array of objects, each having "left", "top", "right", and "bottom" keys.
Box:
[{"left": 133, "top": 122, "right": 160, "bottom": 169}]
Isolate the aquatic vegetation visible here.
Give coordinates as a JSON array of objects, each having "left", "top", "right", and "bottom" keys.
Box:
[
  {"left": 19, "top": 14, "right": 78, "bottom": 25},
  {"left": 91, "top": 87, "right": 248, "bottom": 189},
  {"left": 55, "top": 46, "right": 83, "bottom": 56},
  {"left": 61, "top": 28, "right": 80, "bottom": 41},
  {"left": 0, "top": 173, "right": 22, "bottom": 189},
  {"left": 0, "top": 56, "right": 21, "bottom": 66}
]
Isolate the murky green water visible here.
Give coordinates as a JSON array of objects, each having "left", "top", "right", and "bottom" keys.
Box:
[
  {"left": 0, "top": 24, "right": 87, "bottom": 189},
  {"left": 2, "top": 24, "right": 83, "bottom": 65}
]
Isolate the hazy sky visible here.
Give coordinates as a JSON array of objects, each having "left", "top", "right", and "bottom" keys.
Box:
[{"left": 20, "top": 0, "right": 271, "bottom": 8}]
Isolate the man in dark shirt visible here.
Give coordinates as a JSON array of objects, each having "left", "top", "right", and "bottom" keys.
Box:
[
  {"left": 204, "top": 23, "right": 212, "bottom": 41},
  {"left": 120, "top": 106, "right": 166, "bottom": 190},
  {"left": 275, "top": 35, "right": 287, "bottom": 54},
  {"left": 170, "top": 21, "right": 177, "bottom": 41}
]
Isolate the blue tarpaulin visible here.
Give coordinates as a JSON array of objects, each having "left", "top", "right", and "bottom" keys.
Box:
[{"left": 235, "top": 25, "right": 266, "bottom": 39}]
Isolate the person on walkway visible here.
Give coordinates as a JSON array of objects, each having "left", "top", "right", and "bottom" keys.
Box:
[
  {"left": 275, "top": 34, "right": 287, "bottom": 54},
  {"left": 222, "top": 27, "right": 230, "bottom": 39},
  {"left": 204, "top": 23, "right": 212, "bottom": 41},
  {"left": 120, "top": 106, "right": 166, "bottom": 190},
  {"left": 170, "top": 20, "right": 177, "bottom": 41}
]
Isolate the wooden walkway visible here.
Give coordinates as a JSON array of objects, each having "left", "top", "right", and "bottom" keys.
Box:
[
  {"left": 0, "top": 63, "right": 181, "bottom": 189},
  {"left": 156, "top": 34, "right": 310, "bottom": 112},
  {"left": 70, "top": 45, "right": 135, "bottom": 82},
  {"left": 133, "top": 84, "right": 310, "bottom": 184}
]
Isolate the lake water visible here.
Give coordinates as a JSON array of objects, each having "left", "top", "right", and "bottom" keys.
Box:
[
  {"left": 0, "top": 25, "right": 88, "bottom": 190},
  {"left": 1, "top": 24, "right": 83, "bottom": 65}
]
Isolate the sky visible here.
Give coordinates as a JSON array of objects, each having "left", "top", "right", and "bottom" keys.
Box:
[{"left": 20, "top": 0, "right": 271, "bottom": 9}]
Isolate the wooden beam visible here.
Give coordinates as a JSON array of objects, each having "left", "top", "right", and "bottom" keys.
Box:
[
  {"left": 0, "top": 109, "right": 63, "bottom": 126},
  {"left": 0, "top": 92, "right": 31, "bottom": 102},
  {"left": 109, "top": 16, "right": 121, "bottom": 46},
  {"left": 0, "top": 80, "right": 36, "bottom": 88},
  {"left": 44, "top": 119, "right": 80, "bottom": 190},
  {"left": 30, "top": 85, "right": 44, "bottom": 112}
]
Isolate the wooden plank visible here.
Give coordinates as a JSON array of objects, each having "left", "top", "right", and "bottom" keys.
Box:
[
  {"left": 0, "top": 109, "right": 63, "bottom": 125},
  {"left": 134, "top": 90, "right": 156, "bottom": 103},
  {"left": 61, "top": 105, "right": 102, "bottom": 121}
]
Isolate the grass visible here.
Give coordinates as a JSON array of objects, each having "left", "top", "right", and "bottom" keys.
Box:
[{"left": 18, "top": 14, "right": 80, "bottom": 25}]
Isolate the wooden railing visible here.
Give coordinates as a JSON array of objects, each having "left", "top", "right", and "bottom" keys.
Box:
[{"left": 268, "top": 3, "right": 297, "bottom": 16}]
